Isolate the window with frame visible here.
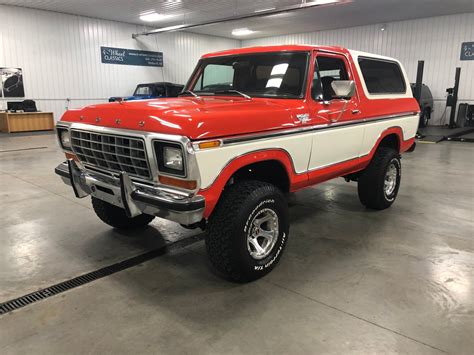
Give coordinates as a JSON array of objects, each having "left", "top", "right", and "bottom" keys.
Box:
[
  {"left": 134, "top": 85, "right": 152, "bottom": 96},
  {"left": 312, "top": 56, "right": 349, "bottom": 101},
  {"left": 190, "top": 52, "right": 309, "bottom": 98},
  {"left": 358, "top": 58, "right": 406, "bottom": 94}
]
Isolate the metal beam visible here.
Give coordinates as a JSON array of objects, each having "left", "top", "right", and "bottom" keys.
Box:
[{"left": 132, "top": 0, "right": 350, "bottom": 38}]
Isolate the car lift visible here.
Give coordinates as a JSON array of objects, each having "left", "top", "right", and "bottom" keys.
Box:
[{"left": 417, "top": 66, "right": 474, "bottom": 143}]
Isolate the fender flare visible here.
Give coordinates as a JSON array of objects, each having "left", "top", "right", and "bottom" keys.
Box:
[
  {"left": 198, "top": 149, "right": 305, "bottom": 218},
  {"left": 369, "top": 126, "right": 413, "bottom": 158}
]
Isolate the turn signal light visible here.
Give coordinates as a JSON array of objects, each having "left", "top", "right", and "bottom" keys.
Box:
[
  {"left": 65, "top": 152, "right": 79, "bottom": 161},
  {"left": 198, "top": 140, "right": 221, "bottom": 149},
  {"left": 159, "top": 175, "right": 197, "bottom": 190}
]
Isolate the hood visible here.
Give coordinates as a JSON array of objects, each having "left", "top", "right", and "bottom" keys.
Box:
[{"left": 61, "top": 97, "right": 305, "bottom": 140}]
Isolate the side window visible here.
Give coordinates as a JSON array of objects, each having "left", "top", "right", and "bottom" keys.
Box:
[
  {"left": 312, "top": 56, "right": 349, "bottom": 101},
  {"left": 358, "top": 58, "right": 406, "bottom": 94}
]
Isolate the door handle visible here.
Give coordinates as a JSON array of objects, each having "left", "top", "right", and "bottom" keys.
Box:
[{"left": 352, "top": 109, "right": 360, "bottom": 114}]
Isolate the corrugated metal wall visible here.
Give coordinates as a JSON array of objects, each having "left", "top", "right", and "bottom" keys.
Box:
[
  {"left": 0, "top": 5, "right": 239, "bottom": 121},
  {"left": 1, "top": 5, "right": 472, "bottom": 126},
  {"left": 243, "top": 13, "right": 474, "bottom": 125}
]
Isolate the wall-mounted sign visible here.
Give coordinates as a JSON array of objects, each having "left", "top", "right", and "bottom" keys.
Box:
[
  {"left": 101, "top": 46, "right": 163, "bottom": 67},
  {"left": 460, "top": 42, "right": 474, "bottom": 61},
  {"left": 0, "top": 68, "right": 25, "bottom": 98}
]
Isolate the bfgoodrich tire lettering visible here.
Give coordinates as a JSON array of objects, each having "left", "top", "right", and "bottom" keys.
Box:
[
  {"left": 205, "top": 180, "right": 289, "bottom": 282},
  {"left": 358, "top": 147, "right": 401, "bottom": 210}
]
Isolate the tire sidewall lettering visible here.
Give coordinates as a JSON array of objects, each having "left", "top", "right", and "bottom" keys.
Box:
[
  {"left": 243, "top": 199, "right": 275, "bottom": 233},
  {"left": 241, "top": 197, "right": 287, "bottom": 272},
  {"left": 255, "top": 232, "right": 286, "bottom": 270}
]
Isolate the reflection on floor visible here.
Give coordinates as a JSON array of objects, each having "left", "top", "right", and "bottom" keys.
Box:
[{"left": 0, "top": 132, "right": 473, "bottom": 353}]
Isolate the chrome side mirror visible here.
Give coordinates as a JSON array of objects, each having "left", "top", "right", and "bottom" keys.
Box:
[{"left": 331, "top": 80, "right": 356, "bottom": 99}]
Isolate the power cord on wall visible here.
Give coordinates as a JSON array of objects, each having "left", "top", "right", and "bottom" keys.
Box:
[{"left": 439, "top": 106, "right": 448, "bottom": 126}]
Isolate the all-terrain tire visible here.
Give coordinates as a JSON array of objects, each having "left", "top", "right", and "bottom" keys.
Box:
[
  {"left": 205, "top": 180, "right": 289, "bottom": 283},
  {"left": 358, "top": 147, "right": 401, "bottom": 210},
  {"left": 92, "top": 197, "right": 155, "bottom": 229}
]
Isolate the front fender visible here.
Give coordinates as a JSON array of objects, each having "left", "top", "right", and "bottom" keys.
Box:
[{"left": 198, "top": 149, "right": 306, "bottom": 218}]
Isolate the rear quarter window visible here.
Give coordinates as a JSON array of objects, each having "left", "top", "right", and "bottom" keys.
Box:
[{"left": 358, "top": 58, "right": 406, "bottom": 94}]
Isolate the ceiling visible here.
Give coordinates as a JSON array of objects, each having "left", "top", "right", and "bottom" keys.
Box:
[{"left": 2, "top": 0, "right": 473, "bottom": 39}]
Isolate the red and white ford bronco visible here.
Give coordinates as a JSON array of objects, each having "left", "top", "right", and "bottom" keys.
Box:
[{"left": 55, "top": 45, "right": 418, "bottom": 282}]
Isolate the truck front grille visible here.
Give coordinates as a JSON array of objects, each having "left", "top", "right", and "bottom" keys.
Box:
[{"left": 70, "top": 130, "right": 151, "bottom": 180}]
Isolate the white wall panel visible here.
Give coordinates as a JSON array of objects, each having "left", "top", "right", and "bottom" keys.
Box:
[
  {"left": 0, "top": 5, "right": 239, "bottom": 121},
  {"left": 243, "top": 13, "right": 474, "bottom": 125}
]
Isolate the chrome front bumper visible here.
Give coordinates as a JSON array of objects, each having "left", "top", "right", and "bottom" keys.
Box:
[{"left": 55, "top": 161, "right": 205, "bottom": 225}]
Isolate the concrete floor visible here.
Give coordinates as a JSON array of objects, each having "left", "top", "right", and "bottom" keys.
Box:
[{"left": 0, "top": 132, "right": 473, "bottom": 354}]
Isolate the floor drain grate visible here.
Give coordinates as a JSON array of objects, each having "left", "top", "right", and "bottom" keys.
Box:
[{"left": 0, "top": 234, "right": 203, "bottom": 315}]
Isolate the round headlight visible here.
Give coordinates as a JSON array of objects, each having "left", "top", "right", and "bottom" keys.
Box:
[{"left": 60, "top": 130, "right": 71, "bottom": 148}]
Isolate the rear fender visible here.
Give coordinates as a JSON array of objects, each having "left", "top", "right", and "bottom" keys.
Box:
[{"left": 365, "top": 127, "right": 415, "bottom": 165}]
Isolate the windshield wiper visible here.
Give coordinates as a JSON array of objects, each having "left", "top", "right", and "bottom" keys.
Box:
[
  {"left": 214, "top": 90, "right": 252, "bottom": 100},
  {"left": 178, "top": 90, "right": 199, "bottom": 98}
]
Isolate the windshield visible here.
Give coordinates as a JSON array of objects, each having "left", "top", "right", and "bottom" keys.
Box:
[{"left": 189, "top": 52, "right": 309, "bottom": 98}]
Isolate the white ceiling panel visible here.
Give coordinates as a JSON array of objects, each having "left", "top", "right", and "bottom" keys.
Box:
[{"left": 1, "top": 0, "right": 473, "bottom": 39}]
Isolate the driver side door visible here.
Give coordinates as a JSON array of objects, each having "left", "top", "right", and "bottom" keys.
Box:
[{"left": 307, "top": 51, "right": 364, "bottom": 173}]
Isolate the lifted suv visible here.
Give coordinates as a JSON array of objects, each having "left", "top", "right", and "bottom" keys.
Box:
[{"left": 55, "top": 45, "right": 418, "bottom": 282}]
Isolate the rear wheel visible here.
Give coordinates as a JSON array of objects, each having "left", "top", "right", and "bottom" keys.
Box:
[
  {"left": 205, "top": 180, "right": 289, "bottom": 283},
  {"left": 92, "top": 197, "right": 155, "bottom": 229},
  {"left": 358, "top": 147, "right": 401, "bottom": 210}
]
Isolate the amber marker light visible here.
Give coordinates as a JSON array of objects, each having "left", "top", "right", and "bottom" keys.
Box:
[
  {"left": 65, "top": 152, "right": 79, "bottom": 161},
  {"left": 159, "top": 175, "right": 197, "bottom": 190},
  {"left": 197, "top": 140, "right": 221, "bottom": 150}
]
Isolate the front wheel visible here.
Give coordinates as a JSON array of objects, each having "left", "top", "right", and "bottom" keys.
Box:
[
  {"left": 358, "top": 147, "right": 401, "bottom": 210},
  {"left": 205, "top": 180, "right": 289, "bottom": 283},
  {"left": 92, "top": 197, "right": 155, "bottom": 229}
]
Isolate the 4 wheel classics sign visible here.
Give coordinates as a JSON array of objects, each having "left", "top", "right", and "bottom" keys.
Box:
[
  {"left": 101, "top": 46, "right": 163, "bottom": 67},
  {"left": 460, "top": 42, "right": 474, "bottom": 61}
]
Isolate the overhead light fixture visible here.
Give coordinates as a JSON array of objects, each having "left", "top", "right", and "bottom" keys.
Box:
[
  {"left": 156, "top": 24, "right": 188, "bottom": 32},
  {"left": 133, "top": 0, "right": 351, "bottom": 37},
  {"left": 254, "top": 7, "right": 276, "bottom": 13},
  {"left": 232, "top": 28, "right": 256, "bottom": 36},
  {"left": 139, "top": 11, "right": 171, "bottom": 22},
  {"left": 380, "top": 24, "right": 386, "bottom": 31}
]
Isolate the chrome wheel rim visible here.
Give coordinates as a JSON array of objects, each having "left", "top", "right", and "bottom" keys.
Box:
[
  {"left": 247, "top": 208, "right": 279, "bottom": 260},
  {"left": 384, "top": 162, "right": 398, "bottom": 196}
]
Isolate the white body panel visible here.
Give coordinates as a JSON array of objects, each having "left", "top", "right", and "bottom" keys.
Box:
[
  {"left": 195, "top": 114, "right": 418, "bottom": 189},
  {"left": 361, "top": 115, "right": 418, "bottom": 155},
  {"left": 308, "top": 125, "right": 365, "bottom": 170},
  {"left": 196, "top": 132, "right": 313, "bottom": 188}
]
